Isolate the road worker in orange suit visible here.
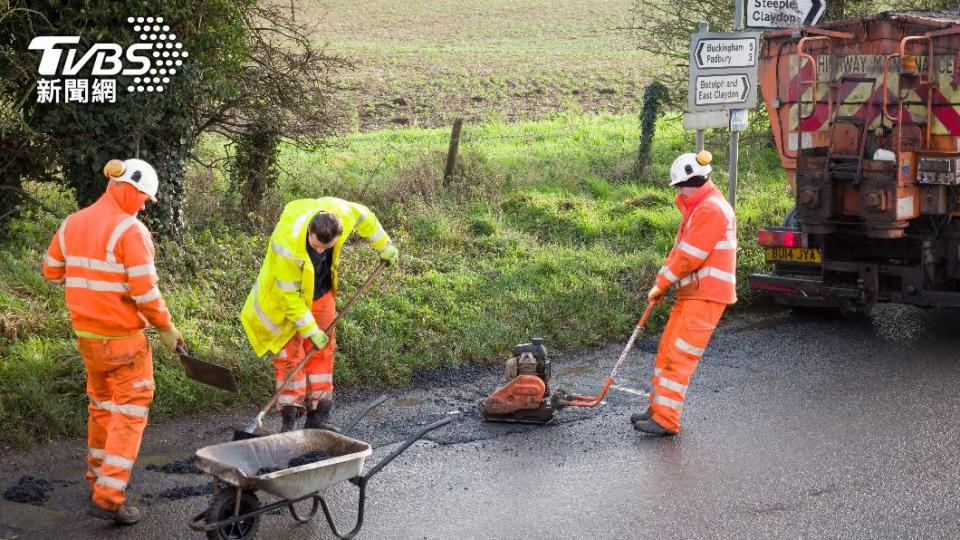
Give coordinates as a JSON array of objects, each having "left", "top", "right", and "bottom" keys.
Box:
[
  {"left": 42, "top": 159, "right": 183, "bottom": 525},
  {"left": 632, "top": 150, "right": 736, "bottom": 436},
  {"left": 241, "top": 198, "right": 398, "bottom": 433}
]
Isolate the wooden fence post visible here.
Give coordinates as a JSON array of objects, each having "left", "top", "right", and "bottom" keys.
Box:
[{"left": 443, "top": 118, "right": 463, "bottom": 185}]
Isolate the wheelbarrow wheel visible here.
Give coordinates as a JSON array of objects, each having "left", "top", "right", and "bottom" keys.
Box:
[{"left": 205, "top": 488, "right": 260, "bottom": 540}]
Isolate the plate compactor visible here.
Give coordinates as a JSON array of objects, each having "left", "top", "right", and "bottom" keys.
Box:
[
  {"left": 480, "top": 301, "right": 659, "bottom": 424},
  {"left": 480, "top": 338, "right": 559, "bottom": 424}
]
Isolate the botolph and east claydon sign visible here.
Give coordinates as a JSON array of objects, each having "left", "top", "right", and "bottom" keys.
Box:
[{"left": 694, "top": 74, "right": 751, "bottom": 106}]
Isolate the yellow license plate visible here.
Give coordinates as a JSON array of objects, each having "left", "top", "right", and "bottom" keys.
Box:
[{"left": 765, "top": 247, "right": 822, "bottom": 264}]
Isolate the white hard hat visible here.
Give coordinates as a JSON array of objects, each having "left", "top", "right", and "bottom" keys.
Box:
[
  {"left": 105, "top": 158, "right": 159, "bottom": 201},
  {"left": 669, "top": 151, "right": 713, "bottom": 186}
]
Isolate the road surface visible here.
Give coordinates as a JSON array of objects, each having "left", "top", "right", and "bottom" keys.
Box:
[{"left": 1, "top": 305, "right": 959, "bottom": 539}]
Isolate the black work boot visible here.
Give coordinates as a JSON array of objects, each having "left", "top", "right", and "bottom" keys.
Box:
[
  {"left": 304, "top": 399, "right": 339, "bottom": 431},
  {"left": 630, "top": 408, "right": 651, "bottom": 424},
  {"left": 280, "top": 405, "right": 300, "bottom": 433},
  {"left": 87, "top": 501, "right": 141, "bottom": 525},
  {"left": 633, "top": 417, "right": 678, "bottom": 436}
]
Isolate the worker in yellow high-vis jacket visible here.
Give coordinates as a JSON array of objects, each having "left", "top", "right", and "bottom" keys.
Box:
[{"left": 241, "top": 198, "right": 397, "bottom": 432}]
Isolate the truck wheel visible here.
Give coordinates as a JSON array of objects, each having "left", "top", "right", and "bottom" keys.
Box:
[{"left": 838, "top": 298, "right": 874, "bottom": 319}]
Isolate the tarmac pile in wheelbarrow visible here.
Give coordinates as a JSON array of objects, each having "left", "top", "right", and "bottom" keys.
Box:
[{"left": 189, "top": 396, "right": 450, "bottom": 540}]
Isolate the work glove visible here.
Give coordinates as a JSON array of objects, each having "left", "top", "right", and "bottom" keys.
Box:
[
  {"left": 647, "top": 285, "right": 664, "bottom": 303},
  {"left": 310, "top": 331, "right": 330, "bottom": 351},
  {"left": 158, "top": 324, "right": 185, "bottom": 353},
  {"left": 379, "top": 244, "right": 399, "bottom": 266}
]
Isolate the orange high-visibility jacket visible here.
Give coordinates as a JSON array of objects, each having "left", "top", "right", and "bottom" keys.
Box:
[
  {"left": 654, "top": 181, "right": 737, "bottom": 304},
  {"left": 42, "top": 192, "right": 172, "bottom": 336}
]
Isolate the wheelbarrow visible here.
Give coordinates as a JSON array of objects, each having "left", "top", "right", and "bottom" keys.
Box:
[{"left": 189, "top": 396, "right": 451, "bottom": 540}]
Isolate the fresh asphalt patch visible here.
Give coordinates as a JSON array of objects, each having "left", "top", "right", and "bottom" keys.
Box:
[{"left": 145, "top": 457, "right": 204, "bottom": 475}]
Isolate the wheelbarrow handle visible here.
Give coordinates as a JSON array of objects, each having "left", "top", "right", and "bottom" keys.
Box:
[
  {"left": 314, "top": 416, "right": 452, "bottom": 540},
  {"left": 340, "top": 395, "right": 389, "bottom": 436},
  {"left": 363, "top": 417, "right": 452, "bottom": 480}
]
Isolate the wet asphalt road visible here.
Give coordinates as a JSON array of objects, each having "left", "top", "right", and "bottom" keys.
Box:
[{"left": 2, "top": 305, "right": 960, "bottom": 539}]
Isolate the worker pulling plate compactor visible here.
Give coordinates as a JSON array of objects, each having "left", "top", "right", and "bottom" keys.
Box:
[{"left": 480, "top": 299, "right": 658, "bottom": 424}]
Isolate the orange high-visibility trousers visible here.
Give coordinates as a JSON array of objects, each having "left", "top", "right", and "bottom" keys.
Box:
[
  {"left": 78, "top": 332, "right": 154, "bottom": 511},
  {"left": 649, "top": 299, "right": 725, "bottom": 432},
  {"left": 272, "top": 291, "right": 336, "bottom": 411}
]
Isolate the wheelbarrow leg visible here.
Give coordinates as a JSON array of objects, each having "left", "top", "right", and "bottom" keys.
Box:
[
  {"left": 314, "top": 418, "right": 452, "bottom": 539},
  {"left": 288, "top": 496, "right": 321, "bottom": 523},
  {"left": 317, "top": 479, "right": 368, "bottom": 540}
]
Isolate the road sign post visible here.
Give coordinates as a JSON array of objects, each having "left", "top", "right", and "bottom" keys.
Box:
[
  {"left": 717, "top": 0, "right": 825, "bottom": 205},
  {"left": 729, "top": 2, "right": 745, "bottom": 207}
]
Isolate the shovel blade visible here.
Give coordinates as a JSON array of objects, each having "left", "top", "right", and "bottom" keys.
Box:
[
  {"left": 232, "top": 426, "right": 272, "bottom": 441},
  {"left": 178, "top": 350, "right": 239, "bottom": 393}
]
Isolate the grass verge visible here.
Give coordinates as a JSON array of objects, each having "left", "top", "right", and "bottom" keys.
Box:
[{"left": 0, "top": 113, "right": 790, "bottom": 445}]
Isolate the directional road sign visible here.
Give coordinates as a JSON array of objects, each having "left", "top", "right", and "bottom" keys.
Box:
[
  {"left": 687, "top": 31, "right": 760, "bottom": 113},
  {"left": 694, "top": 37, "right": 757, "bottom": 69},
  {"left": 694, "top": 74, "right": 751, "bottom": 106},
  {"left": 746, "top": 0, "right": 826, "bottom": 30}
]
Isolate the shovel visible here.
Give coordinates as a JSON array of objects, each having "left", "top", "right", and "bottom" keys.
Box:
[
  {"left": 233, "top": 260, "right": 388, "bottom": 441},
  {"left": 176, "top": 345, "right": 239, "bottom": 393}
]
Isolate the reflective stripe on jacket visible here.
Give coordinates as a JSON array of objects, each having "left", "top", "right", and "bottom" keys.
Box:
[
  {"left": 240, "top": 197, "right": 392, "bottom": 356},
  {"left": 42, "top": 192, "right": 172, "bottom": 335},
  {"left": 654, "top": 181, "right": 737, "bottom": 304}
]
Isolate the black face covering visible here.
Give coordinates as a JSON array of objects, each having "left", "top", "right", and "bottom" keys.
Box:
[
  {"left": 675, "top": 175, "right": 708, "bottom": 188},
  {"left": 307, "top": 237, "right": 334, "bottom": 299}
]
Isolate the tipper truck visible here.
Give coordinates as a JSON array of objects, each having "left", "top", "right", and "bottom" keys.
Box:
[{"left": 750, "top": 11, "right": 960, "bottom": 314}]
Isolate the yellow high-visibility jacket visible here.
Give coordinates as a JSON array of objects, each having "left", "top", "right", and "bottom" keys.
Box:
[{"left": 241, "top": 197, "right": 393, "bottom": 356}]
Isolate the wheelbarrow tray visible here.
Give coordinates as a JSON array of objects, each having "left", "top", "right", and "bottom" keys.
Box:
[{"left": 195, "top": 429, "right": 372, "bottom": 500}]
